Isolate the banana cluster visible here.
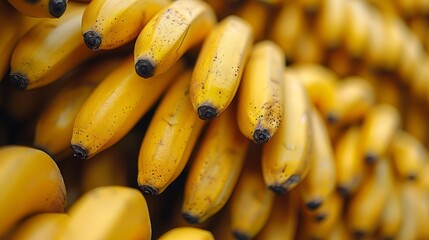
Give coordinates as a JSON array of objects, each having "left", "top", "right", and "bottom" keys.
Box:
[{"left": 1, "top": 0, "right": 429, "bottom": 239}]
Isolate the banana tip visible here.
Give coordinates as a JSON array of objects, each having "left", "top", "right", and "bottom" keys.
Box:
[
  {"left": 9, "top": 73, "right": 28, "bottom": 90},
  {"left": 364, "top": 152, "right": 378, "bottom": 164},
  {"left": 353, "top": 230, "right": 366, "bottom": 239},
  {"left": 83, "top": 31, "right": 102, "bottom": 50},
  {"left": 197, "top": 105, "right": 217, "bottom": 120},
  {"left": 71, "top": 144, "right": 89, "bottom": 160},
  {"left": 268, "top": 185, "right": 287, "bottom": 195},
  {"left": 49, "top": 0, "right": 67, "bottom": 18},
  {"left": 135, "top": 59, "right": 155, "bottom": 78},
  {"left": 337, "top": 186, "right": 350, "bottom": 197},
  {"left": 182, "top": 213, "right": 199, "bottom": 224},
  {"left": 314, "top": 213, "right": 327, "bottom": 222},
  {"left": 326, "top": 113, "right": 338, "bottom": 124},
  {"left": 253, "top": 128, "right": 271, "bottom": 144},
  {"left": 305, "top": 199, "right": 322, "bottom": 210},
  {"left": 232, "top": 231, "right": 250, "bottom": 240},
  {"left": 139, "top": 185, "right": 159, "bottom": 195}
]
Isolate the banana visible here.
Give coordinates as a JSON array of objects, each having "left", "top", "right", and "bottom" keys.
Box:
[
  {"left": 158, "top": 227, "right": 214, "bottom": 240},
  {"left": 230, "top": 162, "right": 275, "bottom": 240},
  {"left": 57, "top": 186, "right": 151, "bottom": 240},
  {"left": 378, "top": 186, "right": 402, "bottom": 239},
  {"left": 360, "top": 103, "right": 401, "bottom": 164},
  {"left": 34, "top": 57, "right": 122, "bottom": 158},
  {"left": 137, "top": 69, "right": 206, "bottom": 195},
  {"left": 390, "top": 130, "right": 428, "bottom": 181},
  {"left": 315, "top": 0, "right": 347, "bottom": 49},
  {"left": 403, "top": 97, "right": 428, "bottom": 143},
  {"left": 261, "top": 69, "right": 312, "bottom": 194},
  {"left": 236, "top": 40, "right": 284, "bottom": 144},
  {"left": 0, "top": 145, "right": 67, "bottom": 237},
  {"left": 398, "top": 32, "right": 425, "bottom": 84},
  {"left": 81, "top": 0, "right": 170, "bottom": 50},
  {"left": 9, "top": 3, "right": 97, "bottom": 90},
  {"left": 325, "top": 75, "right": 375, "bottom": 126},
  {"left": 396, "top": 182, "right": 421, "bottom": 240},
  {"left": 182, "top": 103, "right": 249, "bottom": 224},
  {"left": 346, "top": 159, "right": 394, "bottom": 238},
  {"left": 234, "top": 1, "right": 270, "bottom": 41},
  {"left": 71, "top": 56, "right": 184, "bottom": 160},
  {"left": 378, "top": 15, "right": 408, "bottom": 71},
  {"left": 190, "top": 15, "right": 253, "bottom": 120},
  {"left": 9, "top": 213, "right": 69, "bottom": 240},
  {"left": 290, "top": 30, "right": 325, "bottom": 65},
  {"left": 134, "top": 0, "right": 217, "bottom": 78},
  {"left": 7, "top": 0, "right": 67, "bottom": 18},
  {"left": 334, "top": 126, "right": 365, "bottom": 196}
]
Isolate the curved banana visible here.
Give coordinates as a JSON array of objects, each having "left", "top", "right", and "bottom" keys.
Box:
[
  {"left": 396, "top": 182, "right": 421, "bottom": 240},
  {"left": 71, "top": 56, "right": 184, "bottom": 160},
  {"left": 0, "top": 145, "right": 67, "bottom": 237},
  {"left": 398, "top": 32, "right": 425, "bottom": 84},
  {"left": 378, "top": 15, "right": 407, "bottom": 71},
  {"left": 9, "top": 3, "right": 97, "bottom": 90},
  {"left": 137, "top": 70, "right": 206, "bottom": 195},
  {"left": 182, "top": 104, "right": 249, "bottom": 224},
  {"left": 230, "top": 165, "right": 275, "bottom": 240},
  {"left": 346, "top": 159, "right": 394, "bottom": 238},
  {"left": 81, "top": 0, "right": 169, "bottom": 50},
  {"left": 360, "top": 103, "right": 401, "bottom": 164},
  {"left": 390, "top": 130, "right": 428, "bottom": 181},
  {"left": 57, "top": 186, "right": 151, "bottom": 240},
  {"left": 236, "top": 40, "right": 284, "bottom": 144},
  {"left": 34, "top": 57, "right": 122, "bottom": 158},
  {"left": 299, "top": 107, "right": 336, "bottom": 211},
  {"left": 234, "top": 1, "right": 270, "bottom": 41},
  {"left": 7, "top": 0, "right": 67, "bottom": 18},
  {"left": 261, "top": 69, "right": 312, "bottom": 194},
  {"left": 334, "top": 126, "right": 365, "bottom": 196},
  {"left": 134, "top": 0, "right": 216, "bottom": 78},
  {"left": 315, "top": 0, "right": 347, "bottom": 49},
  {"left": 158, "top": 227, "right": 214, "bottom": 240},
  {"left": 379, "top": 186, "right": 402, "bottom": 239},
  {"left": 190, "top": 15, "right": 254, "bottom": 120},
  {"left": 9, "top": 213, "right": 69, "bottom": 240}
]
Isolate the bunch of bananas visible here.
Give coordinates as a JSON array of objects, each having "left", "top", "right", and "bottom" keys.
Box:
[{"left": 1, "top": 0, "right": 429, "bottom": 239}]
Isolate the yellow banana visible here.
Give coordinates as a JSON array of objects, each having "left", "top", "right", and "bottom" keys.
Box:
[
  {"left": 398, "top": 32, "right": 425, "bottom": 84},
  {"left": 262, "top": 69, "right": 312, "bottom": 194},
  {"left": 9, "top": 213, "right": 69, "bottom": 240},
  {"left": 360, "top": 103, "right": 401, "bottom": 164},
  {"left": 158, "top": 227, "right": 214, "bottom": 240},
  {"left": 190, "top": 15, "right": 254, "bottom": 120},
  {"left": 71, "top": 56, "right": 184, "bottom": 160},
  {"left": 378, "top": 15, "right": 408, "bottom": 71},
  {"left": 34, "top": 57, "right": 122, "bottom": 158},
  {"left": 236, "top": 40, "right": 284, "bottom": 144},
  {"left": 234, "top": 1, "right": 270, "bottom": 41},
  {"left": 9, "top": 3, "right": 97, "bottom": 90},
  {"left": 57, "top": 186, "right": 151, "bottom": 240},
  {"left": 324, "top": 220, "right": 352, "bottom": 240},
  {"left": 137, "top": 69, "right": 205, "bottom": 195},
  {"left": 134, "top": 0, "right": 216, "bottom": 78},
  {"left": 182, "top": 103, "right": 249, "bottom": 224},
  {"left": 230, "top": 163, "right": 275, "bottom": 240},
  {"left": 334, "top": 126, "right": 365, "bottom": 196},
  {"left": 396, "top": 182, "right": 421, "bottom": 240},
  {"left": 315, "top": 0, "right": 347, "bottom": 49},
  {"left": 378, "top": 186, "right": 402, "bottom": 239},
  {"left": 0, "top": 145, "right": 66, "bottom": 237},
  {"left": 346, "top": 159, "right": 394, "bottom": 238},
  {"left": 7, "top": 0, "right": 67, "bottom": 18},
  {"left": 290, "top": 30, "right": 325, "bottom": 64},
  {"left": 403, "top": 97, "right": 428, "bottom": 143},
  {"left": 299, "top": 107, "right": 336, "bottom": 211},
  {"left": 81, "top": 0, "right": 170, "bottom": 50},
  {"left": 326, "top": 75, "right": 375, "bottom": 126},
  {"left": 390, "top": 130, "right": 428, "bottom": 181}
]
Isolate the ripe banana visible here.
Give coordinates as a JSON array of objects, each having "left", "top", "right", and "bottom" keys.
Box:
[
  {"left": 71, "top": 56, "right": 184, "bottom": 160},
  {"left": 9, "top": 3, "right": 97, "bottom": 90},
  {"left": 0, "top": 145, "right": 67, "bottom": 237},
  {"left": 398, "top": 32, "right": 425, "bottom": 83},
  {"left": 299, "top": 107, "right": 336, "bottom": 211},
  {"left": 190, "top": 15, "right": 254, "bottom": 120},
  {"left": 134, "top": 0, "right": 216, "bottom": 78},
  {"left": 9, "top": 213, "right": 69, "bottom": 240},
  {"left": 360, "top": 103, "right": 401, "bottom": 164},
  {"left": 57, "top": 186, "right": 151, "bottom": 240},
  {"left": 158, "top": 227, "right": 214, "bottom": 240},
  {"left": 34, "top": 57, "right": 122, "bottom": 158},
  {"left": 7, "top": 0, "right": 67, "bottom": 18},
  {"left": 234, "top": 1, "right": 270, "bottom": 41},
  {"left": 236, "top": 40, "right": 284, "bottom": 144},
  {"left": 137, "top": 69, "right": 206, "bottom": 195},
  {"left": 378, "top": 15, "right": 408, "bottom": 71},
  {"left": 261, "top": 69, "right": 312, "bottom": 194},
  {"left": 315, "top": 0, "right": 347, "bottom": 49},
  {"left": 378, "top": 186, "right": 402, "bottom": 239},
  {"left": 182, "top": 103, "right": 249, "bottom": 224},
  {"left": 396, "top": 182, "right": 421, "bottom": 240},
  {"left": 346, "top": 159, "right": 394, "bottom": 238},
  {"left": 334, "top": 126, "right": 365, "bottom": 196},
  {"left": 81, "top": 0, "right": 170, "bottom": 50}
]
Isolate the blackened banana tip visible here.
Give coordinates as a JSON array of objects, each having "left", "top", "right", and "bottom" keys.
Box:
[
  {"left": 83, "top": 31, "right": 102, "bottom": 50},
  {"left": 253, "top": 128, "right": 271, "bottom": 144},
  {"left": 71, "top": 144, "right": 89, "bottom": 160},
  {"left": 197, "top": 105, "right": 217, "bottom": 120},
  {"left": 337, "top": 185, "right": 350, "bottom": 197},
  {"left": 326, "top": 113, "right": 338, "bottom": 124},
  {"left": 314, "top": 213, "right": 327, "bottom": 222},
  {"left": 135, "top": 59, "right": 155, "bottom": 78},
  {"left": 268, "top": 185, "right": 286, "bottom": 195},
  {"left": 364, "top": 152, "right": 378, "bottom": 164},
  {"left": 353, "top": 230, "right": 366, "bottom": 239},
  {"left": 305, "top": 199, "right": 322, "bottom": 210},
  {"left": 9, "top": 73, "right": 28, "bottom": 90},
  {"left": 49, "top": 0, "right": 67, "bottom": 18},
  {"left": 139, "top": 185, "right": 158, "bottom": 195},
  {"left": 182, "top": 213, "right": 199, "bottom": 224},
  {"left": 232, "top": 231, "right": 250, "bottom": 240}
]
